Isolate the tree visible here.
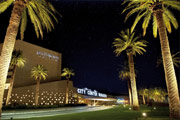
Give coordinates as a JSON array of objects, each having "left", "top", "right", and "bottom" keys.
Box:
[
  {"left": 31, "top": 64, "right": 47, "bottom": 105},
  {"left": 148, "top": 88, "right": 167, "bottom": 103},
  {"left": 119, "top": 62, "right": 133, "bottom": 106},
  {"left": 122, "top": 0, "right": 180, "bottom": 118},
  {"left": 113, "top": 29, "right": 147, "bottom": 110},
  {"left": 0, "top": 0, "right": 57, "bottom": 116},
  {"left": 5, "top": 50, "right": 26, "bottom": 106},
  {"left": 61, "top": 68, "right": 75, "bottom": 104},
  {"left": 138, "top": 88, "right": 149, "bottom": 105}
]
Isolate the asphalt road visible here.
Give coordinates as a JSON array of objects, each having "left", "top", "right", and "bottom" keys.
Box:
[{"left": 1, "top": 106, "right": 113, "bottom": 119}]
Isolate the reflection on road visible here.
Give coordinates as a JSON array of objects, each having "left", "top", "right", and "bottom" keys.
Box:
[{"left": 2, "top": 106, "right": 113, "bottom": 119}]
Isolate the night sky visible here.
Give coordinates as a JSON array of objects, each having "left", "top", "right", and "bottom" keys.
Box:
[{"left": 0, "top": 0, "right": 179, "bottom": 95}]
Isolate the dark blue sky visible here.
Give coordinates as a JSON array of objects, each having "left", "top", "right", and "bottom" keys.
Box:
[{"left": 0, "top": 0, "right": 179, "bottom": 95}]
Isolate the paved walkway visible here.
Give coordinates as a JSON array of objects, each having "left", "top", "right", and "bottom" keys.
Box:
[{"left": 1, "top": 106, "right": 113, "bottom": 119}]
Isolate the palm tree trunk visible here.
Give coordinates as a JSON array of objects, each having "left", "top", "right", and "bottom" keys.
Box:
[
  {"left": 127, "top": 79, "right": 133, "bottom": 106},
  {"left": 35, "top": 79, "right": 40, "bottom": 106},
  {"left": 142, "top": 95, "right": 146, "bottom": 105},
  {"left": 5, "top": 65, "right": 17, "bottom": 106},
  {"left": 0, "top": 0, "right": 25, "bottom": 117},
  {"left": 127, "top": 51, "right": 139, "bottom": 110},
  {"left": 155, "top": 10, "right": 180, "bottom": 119},
  {"left": 65, "top": 79, "right": 69, "bottom": 104}
]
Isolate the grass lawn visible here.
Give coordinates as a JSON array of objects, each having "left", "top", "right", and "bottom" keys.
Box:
[{"left": 18, "top": 105, "right": 175, "bottom": 120}]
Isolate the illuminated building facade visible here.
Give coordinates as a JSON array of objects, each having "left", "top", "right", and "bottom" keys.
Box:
[
  {"left": 3, "top": 80, "right": 78, "bottom": 105},
  {"left": 0, "top": 40, "right": 62, "bottom": 87},
  {"left": 0, "top": 40, "right": 118, "bottom": 106}
]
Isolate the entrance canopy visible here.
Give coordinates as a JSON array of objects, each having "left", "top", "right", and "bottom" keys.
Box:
[{"left": 83, "top": 95, "right": 117, "bottom": 101}]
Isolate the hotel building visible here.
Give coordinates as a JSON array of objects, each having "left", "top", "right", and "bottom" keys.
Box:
[{"left": 0, "top": 40, "right": 119, "bottom": 106}]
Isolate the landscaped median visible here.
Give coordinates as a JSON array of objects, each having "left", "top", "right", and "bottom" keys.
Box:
[{"left": 10, "top": 105, "right": 172, "bottom": 120}]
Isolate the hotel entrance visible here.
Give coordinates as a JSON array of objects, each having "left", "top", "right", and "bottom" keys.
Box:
[{"left": 76, "top": 88, "right": 117, "bottom": 106}]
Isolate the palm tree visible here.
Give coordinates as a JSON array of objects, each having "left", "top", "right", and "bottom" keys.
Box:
[
  {"left": 157, "top": 51, "right": 180, "bottom": 67},
  {"left": 138, "top": 88, "right": 149, "bottom": 105},
  {"left": 61, "top": 68, "right": 75, "bottom": 104},
  {"left": 148, "top": 88, "right": 167, "bottom": 103},
  {"left": 31, "top": 64, "right": 47, "bottom": 105},
  {"left": 119, "top": 62, "right": 133, "bottom": 106},
  {"left": 122, "top": 0, "right": 180, "bottom": 118},
  {"left": 113, "top": 29, "right": 147, "bottom": 110},
  {"left": 0, "top": 0, "right": 57, "bottom": 115},
  {"left": 5, "top": 50, "right": 26, "bottom": 106}
]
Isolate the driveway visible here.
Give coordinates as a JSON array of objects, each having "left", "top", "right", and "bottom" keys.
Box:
[{"left": 1, "top": 106, "right": 113, "bottom": 119}]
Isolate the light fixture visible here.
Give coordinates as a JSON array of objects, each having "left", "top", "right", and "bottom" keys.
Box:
[
  {"left": 142, "top": 112, "right": 147, "bottom": 117},
  {"left": 4, "top": 83, "right": 10, "bottom": 89}
]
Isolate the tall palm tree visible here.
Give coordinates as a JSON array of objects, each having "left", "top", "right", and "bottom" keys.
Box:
[
  {"left": 5, "top": 50, "right": 26, "bottom": 106},
  {"left": 122, "top": 0, "right": 180, "bottom": 118},
  {"left": 113, "top": 29, "right": 147, "bottom": 110},
  {"left": 0, "top": 0, "right": 57, "bottom": 116},
  {"left": 138, "top": 88, "right": 149, "bottom": 105},
  {"left": 119, "top": 62, "right": 133, "bottom": 106},
  {"left": 31, "top": 64, "right": 47, "bottom": 105},
  {"left": 61, "top": 68, "right": 75, "bottom": 104}
]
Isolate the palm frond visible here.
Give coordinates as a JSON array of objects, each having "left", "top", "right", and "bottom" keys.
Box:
[
  {"left": 163, "top": 0, "right": 180, "bottom": 11},
  {"left": 119, "top": 70, "right": 130, "bottom": 80},
  {"left": 152, "top": 15, "right": 158, "bottom": 38},
  {"left": 25, "top": 0, "right": 58, "bottom": 39},
  {"left": 119, "top": 61, "right": 130, "bottom": 80},
  {"left": 61, "top": 72, "right": 67, "bottom": 77},
  {"left": 61, "top": 68, "right": 75, "bottom": 79},
  {"left": 27, "top": 5, "right": 40, "bottom": 38},
  {"left": 163, "top": 12, "right": 172, "bottom": 33},
  {"left": 131, "top": 10, "right": 147, "bottom": 33},
  {"left": 113, "top": 29, "right": 147, "bottom": 56},
  {"left": 31, "top": 64, "right": 48, "bottom": 80},
  {"left": 163, "top": 7, "right": 178, "bottom": 30},
  {"left": 125, "top": 5, "right": 147, "bottom": 22},
  {"left": 0, "top": 0, "right": 13, "bottom": 13},
  {"left": 20, "top": 8, "right": 27, "bottom": 40},
  {"left": 113, "top": 37, "right": 129, "bottom": 56},
  {"left": 27, "top": 2, "right": 43, "bottom": 38},
  {"left": 142, "top": 10, "right": 152, "bottom": 36},
  {"left": 122, "top": 0, "right": 180, "bottom": 38},
  {"left": 11, "top": 50, "right": 26, "bottom": 68}
]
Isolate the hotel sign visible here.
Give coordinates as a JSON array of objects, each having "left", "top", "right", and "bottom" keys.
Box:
[
  {"left": 77, "top": 88, "right": 107, "bottom": 98},
  {"left": 36, "top": 51, "right": 59, "bottom": 61}
]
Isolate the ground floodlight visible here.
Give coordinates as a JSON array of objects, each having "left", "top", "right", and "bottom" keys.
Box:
[{"left": 142, "top": 112, "right": 147, "bottom": 117}]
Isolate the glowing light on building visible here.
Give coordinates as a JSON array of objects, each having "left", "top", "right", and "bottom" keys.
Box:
[{"left": 117, "top": 98, "right": 128, "bottom": 104}]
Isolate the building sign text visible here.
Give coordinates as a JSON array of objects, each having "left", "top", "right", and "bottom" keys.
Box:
[
  {"left": 77, "top": 88, "right": 107, "bottom": 98},
  {"left": 36, "top": 51, "right": 59, "bottom": 61}
]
